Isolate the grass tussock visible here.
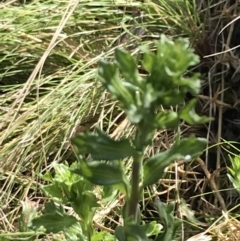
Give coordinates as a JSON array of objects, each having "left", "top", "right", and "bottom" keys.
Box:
[{"left": 2, "top": 0, "right": 240, "bottom": 240}]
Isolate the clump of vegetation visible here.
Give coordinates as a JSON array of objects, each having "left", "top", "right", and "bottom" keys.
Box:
[
  {"left": 2, "top": 0, "right": 240, "bottom": 240},
  {"left": 20, "top": 35, "right": 209, "bottom": 240}
]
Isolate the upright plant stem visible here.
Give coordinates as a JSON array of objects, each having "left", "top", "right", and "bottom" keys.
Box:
[{"left": 128, "top": 152, "right": 142, "bottom": 222}]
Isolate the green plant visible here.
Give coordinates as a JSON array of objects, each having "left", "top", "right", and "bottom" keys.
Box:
[
  {"left": 228, "top": 155, "right": 240, "bottom": 192},
  {"left": 27, "top": 35, "right": 210, "bottom": 240},
  {"left": 0, "top": 0, "right": 209, "bottom": 236}
]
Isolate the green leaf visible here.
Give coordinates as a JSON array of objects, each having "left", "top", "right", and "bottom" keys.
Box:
[
  {"left": 64, "top": 222, "right": 87, "bottom": 241},
  {"left": 115, "top": 219, "right": 150, "bottom": 241},
  {"left": 124, "top": 223, "right": 149, "bottom": 240},
  {"left": 143, "top": 136, "right": 206, "bottom": 186},
  {"left": 154, "top": 199, "right": 181, "bottom": 241},
  {"left": 98, "top": 61, "right": 117, "bottom": 86},
  {"left": 228, "top": 174, "right": 240, "bottom": 192},
  {"left": 115, "top": 48, "right": 142, "bottom": 87},
  {"left": 43, "top": 183, "right": 66, "bottom": 201},
  {"left": 30, "top": 202, "right": 78, "bottom": 233},
  {"left": 228, "top": 155, "right": 240, "bottom": 192},
  {"left": 115, "top": 49, "right": 136, "bottom": 73},
  {"left": 100, "top": 186, "right": 118, "bottom": 204},
  {"left": 143, "top": 151, "right": 174, "bottom": 187},
  {"left": 71, "top": 129, "right": 136, "bottom": 160},
  {"left": 92, "top": 231, "right": 116, "bottom": 241},
  {"left": 142, "top": 52, "right": 155, "bottom": 73},
  {"left": 41, "top": 171, "right": 52, "bottom": 182},
  {"left": 70, "top": 183, "right": 99, "bottom": 222},
  {"left": 178, "top": 74, "right": 201, "bottom": 95},
  {"left": 98, "top": 61, "right": 135, "bottom": 106},
  {"left": 170, "top": 136, "right": 207, "bottom": 158},
  {"left": 99, "top": 59, "right": 145, "bottom": 124},
  {"left": 142, "top": 221, "right": 162, "bottom": 237},
  {"left": 179, "top": 99, "right": 213, "bottom": 125},
  {"left": 154, "top": 110, "right": 179, "bottom": 129},
  {"left": 115, "top": 226, "right": 126, "bottom": 241},
  {"left": 73, "top": 161, "right": 129, "bottom": 188}
]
